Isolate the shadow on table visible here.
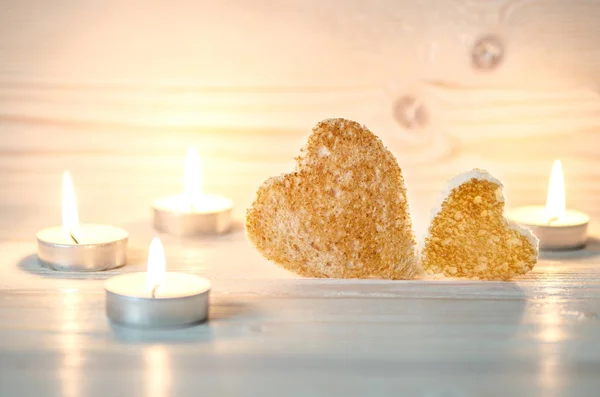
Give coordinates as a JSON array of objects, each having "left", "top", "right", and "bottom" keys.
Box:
[
  {"left": 108, "top": 320, "right": 215, "bottom": 343},
  {"left": 540, "top": 236, "right": 600, "bottom": 260},
  {"left": 108, "top": 298, "right": 255, "bottom": 344},
  {"left": 16, "top": 250, "right": 147, "bottom": 280},
  {"left": 415, "top": 281, "right": 529, "bottom": 349}
]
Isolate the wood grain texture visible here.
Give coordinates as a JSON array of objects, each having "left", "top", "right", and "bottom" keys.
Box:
[
  {"left": 1, "top": 0, "right": 600, "bottom": 395},
  {"left": 1, "top": 0, "right": 600, "bottom": 237}
]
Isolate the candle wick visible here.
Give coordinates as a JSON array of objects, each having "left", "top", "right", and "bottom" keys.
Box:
[
  {"left": 69, "top": 229, "right": 80, "bottom": 245},
  {"left": 151, "top": 283, "right": 160, "bottom": 299},
  {"left": 547, "top": 216, "right": 559, "bottom": 226}
]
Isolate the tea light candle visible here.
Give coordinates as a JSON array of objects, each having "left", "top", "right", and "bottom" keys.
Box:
[
  {"left": 507, "top": 160, "right": 589, "bottom": 250},
  {"left": 36, "top": 171, "right": 128, "bottom": 271},
  {"left": 153, "top": 147, "right": 233, "bottom": 236},
  {"left": 105, "top": 237, "right": 210, "bottom": 328}
]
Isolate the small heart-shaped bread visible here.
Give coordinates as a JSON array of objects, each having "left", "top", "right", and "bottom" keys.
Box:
[
  {"left": 246, "top": 118, "right": 419, "bottom": 279},
  {"left": 421, "top": 169, "right": 539, "bottom": 280}
]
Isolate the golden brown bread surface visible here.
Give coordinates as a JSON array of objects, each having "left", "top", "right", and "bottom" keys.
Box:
[
  {"left": 421, "top": 170, "right": 539, "bottom": 280},
  {"left": 246, "top": 118, "right": 419, "bottom": 279}
]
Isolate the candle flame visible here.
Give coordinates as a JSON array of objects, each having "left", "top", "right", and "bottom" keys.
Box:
[
  {"left": 146, "top": 237, "right": 166, "bottom": 294},
  {"left": 545, "top": 160, "right": 566, "bottom": 223},
  {"left": 183, "top": 147, "right": 202, "bottom": 211},
  {"left": 62, "top": 170, "right": 80, "bottom": 237}
]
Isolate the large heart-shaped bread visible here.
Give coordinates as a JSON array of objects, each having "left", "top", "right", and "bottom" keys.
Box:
[
  {"left": 421, "top": 169, "right": 539, "bottom": 280},
  {"left": 246, "top": 118, "right": 419, "bottom": 279}
]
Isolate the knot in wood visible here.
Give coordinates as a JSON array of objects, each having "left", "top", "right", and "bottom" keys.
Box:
[
  {"left": 393, "top": 95, "right": 428, "bottom": 130},
  {"left": 472, "top": 35, "right": 504, "bottom": 71}
]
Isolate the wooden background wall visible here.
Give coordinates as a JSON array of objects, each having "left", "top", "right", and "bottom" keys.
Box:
[{"left": 1, "top": 0, "right": 599, "bottom": 240}]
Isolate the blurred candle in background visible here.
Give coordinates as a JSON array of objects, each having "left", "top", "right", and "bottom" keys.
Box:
[
  {"left": 153, "top": 147, "right": 233, "bottom": 237},
  {"left": 507, "top": 160, "right": 589, "bottom": 250}
]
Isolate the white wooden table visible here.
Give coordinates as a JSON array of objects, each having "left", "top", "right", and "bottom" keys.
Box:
[{"left": 1, "top": 222, "right": 600, "bottom": 397}]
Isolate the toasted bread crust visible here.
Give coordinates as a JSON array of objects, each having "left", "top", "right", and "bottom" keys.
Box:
[
  {"left": 421, "top": 170, "right": 539, "bottom": 280},
  {"left": 246, "top": 118, "right": 419, "bottom": 279}
]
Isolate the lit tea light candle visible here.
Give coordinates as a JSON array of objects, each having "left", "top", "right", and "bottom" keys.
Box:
[
  {"left": 153, "top": 147, "right": 233, "bottom": 236},
  {"left": 105, "top": 237, "right": 210, "bottom": 327},
  {"left": 507, "top": 160, "right": 589, "bottom": 250},
  {"left": 36, "top": 171, "right": 128, "bottom": 271}
]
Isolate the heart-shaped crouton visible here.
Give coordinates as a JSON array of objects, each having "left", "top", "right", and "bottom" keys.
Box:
[
  {"left": 421, "top": 169, "right": 539, "bottom": 280},
  {"left": 246, "top": 118, "right": 419, "bottom": 279}
]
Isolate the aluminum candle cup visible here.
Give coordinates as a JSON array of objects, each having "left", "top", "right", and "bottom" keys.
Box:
[
  {"left": 37, "top": 225, "right": 128, "bottom": 271},
  {"left": 507, "top": 206, "right": 589, "bottom": 250},
  {"left": 153, "top": 194, "right": 233, "bottom": 236},
  {"left": 105, "top": 272, "right": 211, "bottom": 328}
]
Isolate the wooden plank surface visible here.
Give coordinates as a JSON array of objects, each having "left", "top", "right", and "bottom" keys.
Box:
[
  {"left": 1, "top": 227, "right": 600, "bottom": 396},
  {"left": 1, "top": 0, "right": 600, "bottom": 236},
  {"left": 2, "top": 0, "right": 600, "bottom": 395}
]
